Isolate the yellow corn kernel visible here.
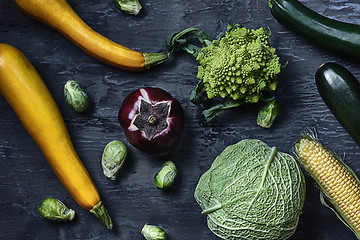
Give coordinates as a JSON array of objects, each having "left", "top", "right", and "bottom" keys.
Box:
[{"left": 295, "top": 133, "right": 360, "bottom": 238}]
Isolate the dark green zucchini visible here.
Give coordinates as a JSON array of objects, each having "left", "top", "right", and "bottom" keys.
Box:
[
  {"left": 268, "top": 0, "right": 360, "bottom": 59},
  {"left": 315, "top": 62, "right": 360, "bottom": 146}
]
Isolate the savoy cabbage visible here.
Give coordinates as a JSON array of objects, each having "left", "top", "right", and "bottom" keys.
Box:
[{"left": 194, "top": 139, "right": 306, "bottom": 240}]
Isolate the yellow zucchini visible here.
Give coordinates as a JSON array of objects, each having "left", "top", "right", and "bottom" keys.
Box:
[
  {"left": 13, "top": 0, "right": 168, "bottom": 71},
  {"left": 0, "top": 43, "right": 112, "bottom": 229}
]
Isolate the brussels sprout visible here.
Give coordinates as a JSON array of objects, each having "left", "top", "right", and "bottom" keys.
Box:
[
  {"left": 141, "top": 224, "right": 167, "bottom": 240},
  {"left": 154, "top": 161, "right": 177, "bottom": 190},
  {"left": 64, "top": 80, "right": 90, "bottom": 113},
  {"left": 114, "top": 0, "right": 142, "bottom": 15},
  {"left": 257, "top": 98, "right": 280, "bottom": 129},
  {"left": 38, "top": 198, "right": 75, "bottom": 222},
  {"left": 102, "top": 140, "right": 127, "bottom": 180}
]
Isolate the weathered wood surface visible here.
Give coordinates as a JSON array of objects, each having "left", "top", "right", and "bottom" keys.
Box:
[{"left": 1, "top": 0, "right": 360, "bottom": 239}]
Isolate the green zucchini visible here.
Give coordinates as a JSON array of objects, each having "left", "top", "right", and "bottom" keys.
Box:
[
  {"left": 315, "top": 62, "right": 360, "bottom": 146},
  {"left": 268, "top": 0, "right": 360, "bottom": 59}
]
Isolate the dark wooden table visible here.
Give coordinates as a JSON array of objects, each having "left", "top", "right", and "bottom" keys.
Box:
[{"left": 1, "top": 0, "right": 360, "bottom": 239}]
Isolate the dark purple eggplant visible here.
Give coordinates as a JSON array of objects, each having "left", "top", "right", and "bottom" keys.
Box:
[{"left": 118, "top": 87, "right": 184, "bottom": 156}]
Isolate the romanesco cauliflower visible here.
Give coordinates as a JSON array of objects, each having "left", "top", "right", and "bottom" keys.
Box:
[
  {"left": 166, "top": 24, "right": 283, "bottom": 123},
  {"left": 196, "top": 25, "right": 281, "bottom": 103}
]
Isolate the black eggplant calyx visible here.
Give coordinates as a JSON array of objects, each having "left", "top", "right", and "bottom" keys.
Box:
[{"left": 133, "top": 99, "right": 170, "bottom": 139}]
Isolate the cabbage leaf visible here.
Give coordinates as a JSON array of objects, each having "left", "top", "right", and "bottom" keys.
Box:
[{"left": 194, "top": 139, "right": 306, "bottom": 240}]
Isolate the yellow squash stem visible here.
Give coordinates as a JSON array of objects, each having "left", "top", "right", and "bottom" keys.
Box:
[
  {"left": 295, "top": 131, "right": 360, "bottom": 239},
  {"left": 0, "top": 43, "right": 112, "bottom": 229},
  {"left": 13, "top": 0, "right": 168, "bottom": 71}
]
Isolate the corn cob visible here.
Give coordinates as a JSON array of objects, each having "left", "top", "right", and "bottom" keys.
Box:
[{"left": 294, "top": 131, "right": 360, "bottom": 239}]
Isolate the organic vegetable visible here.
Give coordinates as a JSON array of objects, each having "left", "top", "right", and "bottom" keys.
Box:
[
  {"left": 315, "top": 62, "right": 360, "bottom": 147},
  {"left": 64, "top": 80, "right": 90, "bottom": 113},
  {"left": 268, "top": 0, "right": 360, "bottom": 59},
  {"left": 102, "top": 140, "right": 127, "bottom": 180},
  {"left": 141, "top": 224, "right": 167, "bottom": 240},
  {"left": 114, "top": 0, "right": 142, "bottom": 15},
  {"left": 257, "top": 98, "right": 280, "bottom": 128},
  {"left": 294, "top": 130, "right": 360, "bottom": 238},
  {"left": 38, "top": 198, "right": 75, "bottom": 222},
  {"left": 13, "top": 0, "right": 168, "bottom": 71},
  {"left": 154, "top": 161, "right": 177, "bottom": 190},
  {"left": 118, "top": 87, "right": 184, "bottom": 156},
  {"left": 194, "top": 139, "right": 305, "bottom": 240},
  {"left": 167, "top": 24, "right": 282, "bottom": 122},
  {"left": 0, "top": 43, "right": 112, "bottom": 229}
]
